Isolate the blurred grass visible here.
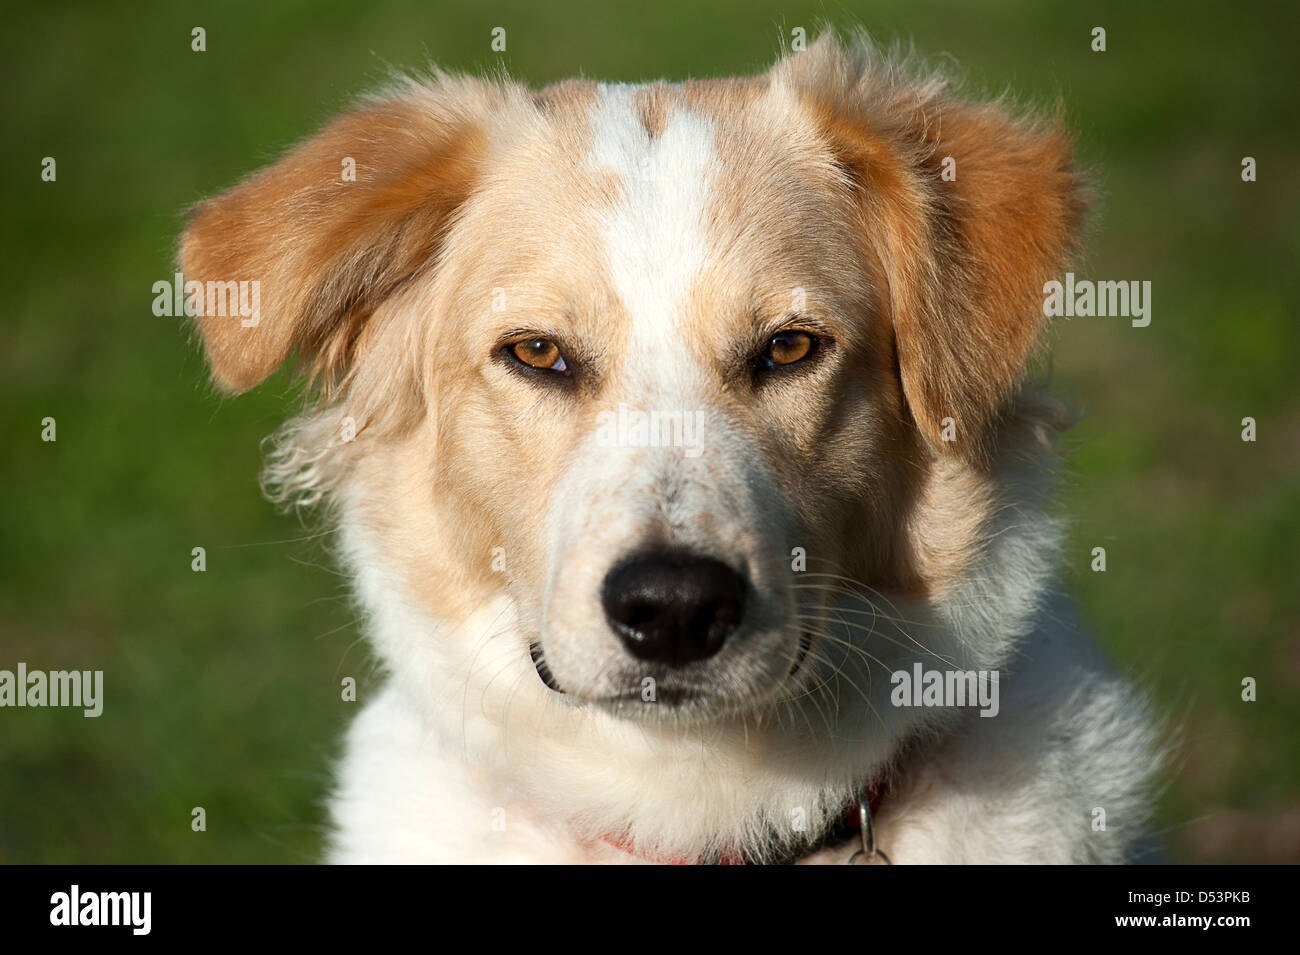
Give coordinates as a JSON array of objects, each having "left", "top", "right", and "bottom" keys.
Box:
[{"left": 1, "top": 0, "right": 1297, "bottom": 863}]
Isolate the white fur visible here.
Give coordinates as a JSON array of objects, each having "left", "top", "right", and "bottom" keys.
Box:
[
  {"left": 589, "top": 83, "right": 714, "bottom": 386},
  {"left": 328, "top": 500, "right": 1158, "bottom": 863}
]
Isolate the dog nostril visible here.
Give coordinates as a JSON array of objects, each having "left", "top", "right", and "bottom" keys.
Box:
[{"left": 601, "top": 552, "right": 748, "bottom": 666}]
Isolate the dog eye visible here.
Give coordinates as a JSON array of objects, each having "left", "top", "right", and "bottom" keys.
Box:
[
  {"left": 509, "top": 337, "right": 568, "bottom": 373},
  {"left": 761, "top": 330, "right": 817, "bottom": 369}
]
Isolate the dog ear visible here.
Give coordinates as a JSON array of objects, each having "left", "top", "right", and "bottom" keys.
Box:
[
  {"left": 784, "top": 40, "right": 1086, "bottom": 457},
  {"left": 878, "top": 100, "right": 1085, "bottom": 457},
  {"left": 180, "top": 78, "right": 496, "bottom": 393}
]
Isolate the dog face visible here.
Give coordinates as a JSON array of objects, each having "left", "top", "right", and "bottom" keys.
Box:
[
  {"left": 429, "top": 83, "right": 911, "bottom": 721},
  {"left": 182, "top": 38, "right": 1082, "bottom": 732}
]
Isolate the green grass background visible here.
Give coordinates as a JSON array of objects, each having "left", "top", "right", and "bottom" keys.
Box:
[{"left": 2, "top": 0, "right": 1296, "bottom": 863}]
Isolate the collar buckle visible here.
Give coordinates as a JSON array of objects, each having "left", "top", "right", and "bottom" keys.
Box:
[{"left": 847, "top": 794, "right": 892, "bottom": 865}]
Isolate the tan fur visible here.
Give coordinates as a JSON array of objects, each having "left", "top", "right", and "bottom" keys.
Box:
[
  {"left": 775, "top": 38, "right": 1085, "bottom": 459},
  {"left": 182, "top": 76, "right": 510, "bottom": 392}
]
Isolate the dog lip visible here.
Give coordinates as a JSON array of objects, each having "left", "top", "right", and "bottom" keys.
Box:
[
  {"left": 529, "top": 642, "right": 565, "bottom": 694},
  {"left": 789, "top": 632, "right": 813, "bottom": 679},
  {"left": 603, "top": 686, "right": 702, "bottom": 707},
  {"left": 538, "top": 632, "right": 813, "bottom": 712}
]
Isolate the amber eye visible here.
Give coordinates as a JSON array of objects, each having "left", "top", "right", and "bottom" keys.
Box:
[
  {"left": 509, "top": 337, "right": 567, "bottom": 372},
  {"left": 761, "top": 330, "right": 816, "bottom": 369}
]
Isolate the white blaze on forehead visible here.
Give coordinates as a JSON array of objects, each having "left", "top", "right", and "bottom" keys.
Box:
[{"left": 588, "top": 84, "right": 717, "bottom": 398}]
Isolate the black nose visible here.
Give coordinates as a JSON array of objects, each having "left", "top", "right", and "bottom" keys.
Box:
[{"left": 601, "top": 552, "right": 748, "bottom": 666}]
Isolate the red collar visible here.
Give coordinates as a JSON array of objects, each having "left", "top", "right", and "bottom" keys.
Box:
[{"left": 602, "top": 781, "right": 887, "bottom": 865}]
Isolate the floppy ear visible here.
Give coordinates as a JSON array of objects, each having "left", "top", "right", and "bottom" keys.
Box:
[
  {"left": 180, "top": 77, "right": 496, "bottom": 393},
  {"left": 784, "top": 40, "right": 1086, "bottom": 456},
  {"left": 878, "top": 101, "right": 1084, "bottom": 456}
]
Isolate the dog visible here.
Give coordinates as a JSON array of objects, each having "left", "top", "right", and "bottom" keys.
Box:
[{"left": 180, "top": 33, "right": 1158, "bottom": 863}]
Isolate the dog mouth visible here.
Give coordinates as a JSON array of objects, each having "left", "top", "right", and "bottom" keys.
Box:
[
  {"left": 789, "top": 631, "right": 813, "bottom": 679},
  {"left": 530, "top": 642, "right": 565, "bottom": 694},
  {"left": 530, "top": 632, "right": 815, "bottom": 704}
]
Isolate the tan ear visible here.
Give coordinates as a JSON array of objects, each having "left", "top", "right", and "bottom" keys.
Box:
[
  {"left": 180, "top": 77, "right": 496, "bottom": 392},
  {"left": 882, "top": 100, "right": 1084, "bottom": 456},
  {"left": 782, "top": 38, "right": 1086, "bottom": 456}
]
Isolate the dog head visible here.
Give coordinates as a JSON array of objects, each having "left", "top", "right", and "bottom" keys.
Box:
[{"left": 182, "top": 37, "right": 1081, "bottom": 735}]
